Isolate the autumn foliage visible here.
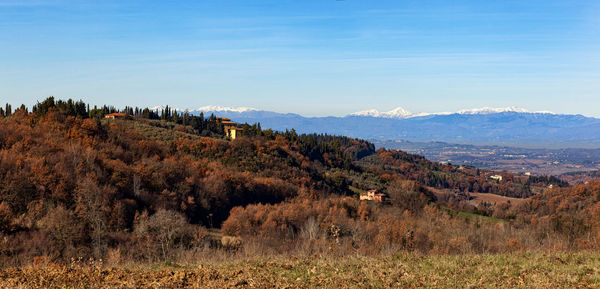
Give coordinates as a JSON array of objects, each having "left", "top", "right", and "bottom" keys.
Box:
[{"left": 0, "top": 98, "right": 597, "bottom": 267}]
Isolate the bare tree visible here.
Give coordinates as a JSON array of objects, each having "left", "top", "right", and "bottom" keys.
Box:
[{"left": 135, "top": 209, "right": 189, "bottom": 260}]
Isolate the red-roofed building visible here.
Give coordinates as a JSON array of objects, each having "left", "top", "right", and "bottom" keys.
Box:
[{"left": 104, "top": 113, "right": 127, "bottom": 119}]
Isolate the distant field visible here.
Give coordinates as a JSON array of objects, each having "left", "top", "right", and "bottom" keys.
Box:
[
  {"left": 377, "top": 140, "right": 600, "bottom": 176},
  {"left": 1, "top": 253, "right": 599, "bottom": 288},
  {"left": 468, "top": 192, "right": 527, "bottom": 206}
]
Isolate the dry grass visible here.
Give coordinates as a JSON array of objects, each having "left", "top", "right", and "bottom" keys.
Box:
[
  {"left": 1, "top": 252, "right": 599, "bottom": 288},
  {"left": 468, "top": 192, "right": 527, "bottom": 206}
]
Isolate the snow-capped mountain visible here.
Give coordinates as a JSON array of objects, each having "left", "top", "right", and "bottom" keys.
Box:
[
  {"left": 351, "top": 107, "right": 412, "bottom": 118},
  {"left": 149, "top": 105, "right": 259, "bottom": 113},
  {"left": 161, "top": 104, "right": 554, "bottom": 119},
  {"left": 186, "top": 105, "right": 302, "bottom": 119},
  {"left": 150, "top": 104, "right": 599, "bottom": 147},
  {"left": 456, "top": 106, "right": 530, "bottom": 115},
  {"left": 349, "top": 106, "right": 555, "bottom": 118},
  {"left": 195, "top": 105, "right": 258, "bottom": 113}
]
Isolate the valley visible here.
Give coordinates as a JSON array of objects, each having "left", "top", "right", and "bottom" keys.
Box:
[{"left": 375, "top": 139, "right": 600, "bottom": 178}]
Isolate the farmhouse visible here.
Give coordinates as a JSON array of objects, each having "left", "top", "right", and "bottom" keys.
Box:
[
  {"left": 360, "top": 189, "right": 386, "bottom": 202},
  {"left": 216, "top": 117, "right": 243, "bottom": 140},
  {"left": 104, "top": 113, "right": 126, "bottom": 119},
  {"left": 489, "top": 175, "right": 503, "bottom": 182}
]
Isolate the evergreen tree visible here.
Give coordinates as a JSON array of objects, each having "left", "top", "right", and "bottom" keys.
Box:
[{"left": 173, "top": 110, "right": 180, "bottom": 123}]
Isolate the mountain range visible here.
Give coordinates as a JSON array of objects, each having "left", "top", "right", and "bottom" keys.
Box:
[{"left": 176, "top": 106, "right": 600, "bottom": 148}]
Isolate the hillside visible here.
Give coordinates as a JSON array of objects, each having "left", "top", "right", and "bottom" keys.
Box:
[{"left": 0, "top": 98, "right": 597, "bottom": 267}]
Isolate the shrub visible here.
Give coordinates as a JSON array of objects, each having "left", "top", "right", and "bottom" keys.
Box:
[{"left": 134, "top": 209, "right": 192, "bottom": 260}]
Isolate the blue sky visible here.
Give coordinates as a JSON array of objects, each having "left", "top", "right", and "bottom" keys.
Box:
[{"left": 1, "top": 0, "right": 599, "bottom": 116}]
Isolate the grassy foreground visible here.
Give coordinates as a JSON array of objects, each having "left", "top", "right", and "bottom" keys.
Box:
[{"left": 1, "top": 253, "right": 599, "bottom": 288}]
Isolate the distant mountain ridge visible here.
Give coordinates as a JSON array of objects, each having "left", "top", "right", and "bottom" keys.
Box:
[
  {"left": 349, "top": 106, "right": 549, "bottom": 118},
  {"left": 180, "top": 105, "right": 600, "bottom": 148},
  {"left": 195, "top": 105, "right": 258, "bottom": 113},
  {"left": 351, "top": 107, "right": 413, "bottom": 118},
  {"left": 189, "top": 105, "right": 555, "bottom": 119}
]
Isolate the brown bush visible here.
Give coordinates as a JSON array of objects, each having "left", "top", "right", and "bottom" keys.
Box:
[
  {"left": 221, "top": 236, "right": 242, "bottom": 250},
  {"left": 134, "top": 209, "right": 193, "bottom": 260},
  {"left": 0, "top": 202, "right": 13, "bottom": 233},
  {"left": 36, "top": 205, "right": 86, "bottom": 256}
]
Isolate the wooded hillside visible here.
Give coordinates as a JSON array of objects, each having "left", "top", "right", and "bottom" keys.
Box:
[{"left": 0, "top": 98, "right": 594, "bottom": 266}]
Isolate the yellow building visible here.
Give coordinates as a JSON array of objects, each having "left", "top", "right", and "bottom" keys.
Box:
[
  {"left": 216, "top": 117, "right": 243, "bottom": 140},
  {"left": 227, "top": 126, "right": 241, "bottom": 139}
]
